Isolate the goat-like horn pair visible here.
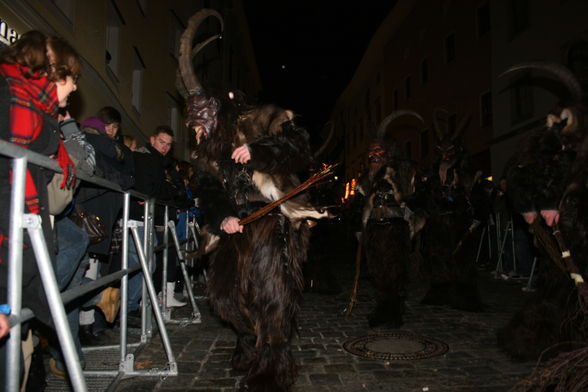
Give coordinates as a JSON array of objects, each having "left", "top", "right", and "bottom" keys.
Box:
[
  {"left": 432, "top": 108, "right": 470, "bottom": 141},
  {"left": 177, "top": 9, "right": 224, "bottom": 99},
  {"left": 314, "top": 121, "right": 335, "bottom": 158},
  {"left": 499, "top": 62, "right": 583, "bottom": 102},
  {"left": 376, "top": 110, "right": 424, "bottom": 140}
]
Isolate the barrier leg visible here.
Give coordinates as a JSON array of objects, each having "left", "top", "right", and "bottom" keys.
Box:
[
  {"left": 6, "top": 156, "right": 26, "bottom": 391},
  {"left": 494, "top": 220, "right": 512, "bottom": 278},
  {"left": 129, "top": 222, "right": 177, "bottom": 372},
  {"left": 522, "top": 257, "right": 538, "bottom": 292},
  {"left": 25, "top": 214, "right": 87, "bottom": 391},
  {"left": 475, "top": 226, "right": 487, "bottom": 264},
  {"left": 166, "top": 220, "right": 201, "bottom": 324}
]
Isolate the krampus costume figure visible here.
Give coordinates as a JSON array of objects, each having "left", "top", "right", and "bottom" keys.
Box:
[
  {"left": 419, "top": 109, "right": 483, "bottom": 311},
  {"left": 358, "top": 111, "right": 426, "bottom": 327},
  {"left": 177, "top": 10, "right": 328, "bottom": 392},
  {"left": 498, "top": 63, "right": 588, "bottom": 365}
]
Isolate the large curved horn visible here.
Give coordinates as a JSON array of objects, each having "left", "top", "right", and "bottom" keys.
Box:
[
  {"left": 314, "top": 121, "right": 335, "bottom": 158},
  {"left": 500, "top": 62, "right": 583, "bottom": 102},
  {"left": 432, "top": 108, "right": 448, "bottom": 140},
  {"left": 376, "top": 110, "right": 424, "bottom": 140},
  {"left": 178, "top": 9, "right": 224, "bottom": 98},
  {"left": 176, "top": 33, "right": 223, "bottom": 98},
  {"left": 452, "top": 113, "right": 471, "bottom": 141}
]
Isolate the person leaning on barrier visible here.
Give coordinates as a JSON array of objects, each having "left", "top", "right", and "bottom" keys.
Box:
[
  {"left": 47, "top": 109, "right": 97, "bottom": 379},
  {"left": 127, "top": 126, "right": 182, "bottom": 319},
  {"left": 152, "top": 158, "right": 193, "bottom": 308},
  {"left": 0, "top": 29, "right": 81, "bottom": 388},
  {"left": 75, "top": 106, "right": 134, "bottom": 342}
]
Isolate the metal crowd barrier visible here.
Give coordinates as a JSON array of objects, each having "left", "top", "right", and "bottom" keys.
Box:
[{"left": 0, "top": 139, "right": 202, "bottom": 391}]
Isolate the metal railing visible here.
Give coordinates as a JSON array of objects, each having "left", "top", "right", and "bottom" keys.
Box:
[{"left": 0, "top": 139, "right": 202, "bottom": 391}]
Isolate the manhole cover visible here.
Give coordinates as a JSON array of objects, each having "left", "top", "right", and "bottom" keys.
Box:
[{"left": 343, "top": 332, "right": 449, "bottom": 360}]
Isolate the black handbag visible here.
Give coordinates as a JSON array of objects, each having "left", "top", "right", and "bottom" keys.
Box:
[{"left": 70, "top": 204, "right": 107, "bottom": 244}]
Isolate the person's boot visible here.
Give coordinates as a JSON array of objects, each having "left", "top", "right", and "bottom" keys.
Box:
[
  {"left": 166, "top": 282, "right": 186, "bottom": 307},
  {"left": 96, "top": 287, "right": 121, "bottom": 323}
]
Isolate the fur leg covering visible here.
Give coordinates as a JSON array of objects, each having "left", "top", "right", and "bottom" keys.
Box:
[
  {"left": 207, "top": 215, "right": 309, "bottom": 392},
  {"left": 239, "top": 342, "right": 296, "bottom": 392},
  {"left": 365, "top": 218, "right": 410, "bottom": 327}
]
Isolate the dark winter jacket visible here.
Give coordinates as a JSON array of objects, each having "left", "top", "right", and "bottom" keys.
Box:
[
  {"left": 130, "top": 143, "right": 184, "bottom": 223},
  {"left": 76, "top": 120, "right": 135, "bottom": 255}
]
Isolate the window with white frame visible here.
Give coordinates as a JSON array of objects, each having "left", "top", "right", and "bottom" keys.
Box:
[
  {"left": 131, "top": 48, "right": 145, "bottom": 113},
  {"left": 405, "top": 76, "right": 412, "bottom": 100},
  {"left": 480, "top": 91, "right": 493, "bottom": 127},
  {"left": 420, "top": 58, "right": 429, "bottom": 84},
  {"left": 106, "top": 1, "right": 123, "bottom": 77},
  {"left": 448, "top": 113, "right": 457, "bottom": 135},
  {"left": 170, "top": 107, "right": 181, "bottom": 146},
  {"left": 169, "top": 11, "right": 183, "bottom": 58},
  {"left": 137, "top": 0, "right": 147, "bottom": 16},
  {"left": 477, "top": 2, "right": 490, "bottom": 37},
  {"left": 508, "top": 0, "right": 529, "bottom": 40},
  {"left": 511, "top": 80, "right": 533, "bottom": 124},
  {"left": 420, "top": 129, "right": 430, "bottom": 158}
]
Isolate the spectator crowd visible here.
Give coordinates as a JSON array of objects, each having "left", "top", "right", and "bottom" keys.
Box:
[{"left": 0, "top": 30, "right": 200, "bottom": 388}]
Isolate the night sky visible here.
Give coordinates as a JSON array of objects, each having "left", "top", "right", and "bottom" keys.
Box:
[{"left": 243, "top": 1, "right": 397, "bottom": 136}]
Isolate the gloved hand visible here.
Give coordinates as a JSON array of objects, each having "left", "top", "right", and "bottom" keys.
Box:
[{"left": 56, "top": 140, "right": 76, "bottom": 189}]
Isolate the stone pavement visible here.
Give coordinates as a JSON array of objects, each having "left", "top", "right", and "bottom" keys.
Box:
[{"left": 110, "top": 250, "right": 538, "bottom": 392}]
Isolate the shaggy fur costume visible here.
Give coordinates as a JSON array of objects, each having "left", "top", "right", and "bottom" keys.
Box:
[
  {"left": 419, "top": 156, "right": 483, "bottom": 312},
  {"left": 499, "top": 110, "right": 588, "bottom": 361},
  {"left": 361, "top": 159, "right": 421, "bottom": 327},
  {"left": 194, "top": 97, "right": 319, "bottom": 392}
]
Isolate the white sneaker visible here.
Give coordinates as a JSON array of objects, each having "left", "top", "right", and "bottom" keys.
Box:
[{"left": 166, "top": 282, "right": 186, "bottom": 307}]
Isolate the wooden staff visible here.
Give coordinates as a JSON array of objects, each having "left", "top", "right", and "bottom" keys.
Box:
[
  {"left": 551, "top": 224, "right": 588, "bottom": 306},
  {"left": 529, "top": 220, "right": 566, "bottom": 273},
  {"left": 452, "top": 219, "right": 481, "bottom": 255},
  {"left": 239, "top": 164, "right": 337, "bottom": 226},
  {"left": 343, "top": 235, "right": 363, "bottom": 315}
]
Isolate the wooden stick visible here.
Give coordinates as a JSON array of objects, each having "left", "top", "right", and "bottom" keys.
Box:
[
  {"left": 239, "top": 163, "right": 337, "bottom": 226},
  {"left": 343, "top": 237, "right": 363, "bottom": 315},
  {"left": 551, "top": 224, "right": 588, "bottom": 306},
  {"left": 530, "top": 220, "right": 566, "bottom": 273},
  {"left": 452, "top": 220, "right": 481, "bottom": 255}
]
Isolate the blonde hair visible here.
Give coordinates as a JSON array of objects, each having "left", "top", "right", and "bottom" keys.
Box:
[{"left": 122, "top": 135, "right": 137, "bottom": 151}]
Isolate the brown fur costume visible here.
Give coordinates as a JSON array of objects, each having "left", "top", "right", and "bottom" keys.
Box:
[
  {"left": 362, "top": 159, "right": 420, "bottom": 327},
  {"left": 419, "top": 110, "right": 483, "bottom": 311},
  {"left": 194, "top": 96, "right": 321, "bottom": 392}
]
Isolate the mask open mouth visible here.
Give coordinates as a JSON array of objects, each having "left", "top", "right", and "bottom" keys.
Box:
[
  {"left": 186, "top": 95, "right": 220, "bottom": 144},
  {"left": 194, "top": 126, "right": 209, "bottom": 144}
]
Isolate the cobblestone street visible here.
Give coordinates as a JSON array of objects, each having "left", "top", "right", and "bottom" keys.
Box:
[{"left": 109, "top": 241, "right": 537, "bottom": 392}]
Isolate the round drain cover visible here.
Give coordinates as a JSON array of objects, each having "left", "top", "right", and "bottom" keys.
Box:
[{"left": 343, "top": 332, "right": 449, "bottom": 361}]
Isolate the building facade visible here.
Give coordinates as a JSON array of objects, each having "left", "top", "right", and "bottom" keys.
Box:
[
  {"left": 330, "top": 0, "right": 492, "bottom": 183},
  {"left": 330, "top": 0, "right": 588, "bottom": 191},
  {"left": 0, "top": 0, "right": 261, "bottom": 160},
  {"left": 489, "top": 0, "right": 588, "bottom": 179}
]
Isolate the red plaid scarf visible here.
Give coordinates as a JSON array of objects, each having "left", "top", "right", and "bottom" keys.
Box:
[{"left": 0, "top": 62, "right": 73, "bottom": 214}]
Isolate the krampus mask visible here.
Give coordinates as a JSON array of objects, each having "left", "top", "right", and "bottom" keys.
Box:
[{"left": 176, "top": 9, "right": 224, "bottom": 142}]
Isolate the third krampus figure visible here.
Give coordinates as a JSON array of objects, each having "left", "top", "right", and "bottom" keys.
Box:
[
  {"left": 419, "top": 109, "right": 484, "bottom": 311},
  {"left": 498, "top": 63, "right": 588, "bottom": 363}
]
